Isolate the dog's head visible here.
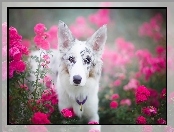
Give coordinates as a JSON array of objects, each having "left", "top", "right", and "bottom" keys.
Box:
[{"left": 58, "top": 20, "right": 107, "bottom": 87}]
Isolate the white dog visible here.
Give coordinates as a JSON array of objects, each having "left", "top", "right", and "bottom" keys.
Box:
[{"left": 29, "top": 21, "right": 107, "bottom": 130}]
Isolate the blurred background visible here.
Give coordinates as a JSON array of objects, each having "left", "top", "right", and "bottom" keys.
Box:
[
  {"left": 9, "top": 7, "right": 166, "bottom": 87},
  {"left": 9, "top": 8, "right": 166, "bottom": 50}
]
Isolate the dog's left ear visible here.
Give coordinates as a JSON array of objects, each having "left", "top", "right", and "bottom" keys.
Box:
[{"left": 86, "top": 25, "right": 107, "bottom": 57}]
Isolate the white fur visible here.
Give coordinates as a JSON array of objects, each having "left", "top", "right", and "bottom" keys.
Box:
[{"left": 29, "top": 20, "right": 107, "bottom": 131}]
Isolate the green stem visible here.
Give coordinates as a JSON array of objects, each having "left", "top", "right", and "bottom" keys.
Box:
[{"left": 34, "top": 50, "right": 43, "bottom": 101}]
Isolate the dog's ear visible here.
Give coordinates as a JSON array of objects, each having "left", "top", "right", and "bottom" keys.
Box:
[
  {"left": 58, "top": 20, "right": 74, "bottom": 51},
  {"left": 86, "top": 25, "right": 107, "bottom": 57}
]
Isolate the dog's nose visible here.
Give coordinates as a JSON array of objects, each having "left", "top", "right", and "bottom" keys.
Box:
[{"left": 73, "top": 75, "right": 82, "bottom": 84}]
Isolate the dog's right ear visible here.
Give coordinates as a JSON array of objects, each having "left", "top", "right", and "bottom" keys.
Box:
[
  {"left": 86, "top": 24, "right": 107, "bottom": 57},
  {"left": 58, "top": 20, "right": 74, "bottom": 51}
]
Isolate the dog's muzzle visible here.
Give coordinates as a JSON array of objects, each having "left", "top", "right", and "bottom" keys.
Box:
[{"left": 73, "top": 75, "right": 82, "bottom": 84}]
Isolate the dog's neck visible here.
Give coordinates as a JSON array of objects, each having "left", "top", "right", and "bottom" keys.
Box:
[{"left": 76, "top": 96, "right": 88, "bottom": 111}]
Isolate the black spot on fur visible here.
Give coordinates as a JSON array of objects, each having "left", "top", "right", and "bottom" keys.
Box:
[
  {"left": 93, "top": 64, "right": 96, "bottom": 67},
  {"left": 80, "top": 50, "right": 85, "bottom": 56}
]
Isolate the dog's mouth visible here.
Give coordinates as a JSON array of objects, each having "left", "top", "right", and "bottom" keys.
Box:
[{"left": 73, "top": 83, "right": 84, "bottom": 87}]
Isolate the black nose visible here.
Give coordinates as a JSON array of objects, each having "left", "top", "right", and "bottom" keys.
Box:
[{"left": 73, "top": 75, "right": 82, "bottom": 84}]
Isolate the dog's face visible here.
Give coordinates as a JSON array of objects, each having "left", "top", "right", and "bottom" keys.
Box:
[{"left": 58, "top": 20, "right": 107, "bottom": 87}]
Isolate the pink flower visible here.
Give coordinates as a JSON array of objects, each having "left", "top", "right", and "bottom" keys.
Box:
[
  {"left": 45, "top": 80, "right": 52, "bottom": 88},
  {"left": 120, "top": 99, "right": 131, "bottom": 106},
  {"left": 40, "top": 40, "right": 50, "bottom": 50},
  {"left": 43, "top": 54, "right": 50, "bottom": 64},
  {"left": 110, "top": 101, "right": 118, "bottom": 109},
  {"left": 156, "top": 45, "right": 165, "bottom": 56},
  {"left": 136, "top": 49, "right": 152, "bottom": 60},
  {"left": 135, "top": 85, "right": 150, "bottom": 104},
  {"left": 136, "top": 116, "right": 147, "bottom": 124},
  {"left": 102, "top": 44, "right": 133, "bottom": 75},
  {"left": 160, "top": 88, "right": 166, "bottom": 99},
  {"left": 34, "top": 33, "right": 50, "bottom": 50},
  {"left": 44, "top": 103, "right": 54, "bottom": 117},
  {"left": 21, "top": 45, "right": 29, "bottom": 55},
  {"left": 20, "top": 84, "right": 28, "bottom": 90},
  {"left": 51, "top": 95, "right": 58, "bottom": 105},
  {"left": 36, "top": 99, "right": 43, "bottom": 105},
  {"left": 70, "top": 16, "right": 94, "bottom": 39},
  {"left": 88, "top": 121, "right": 99, "bottom": 124},
  {"left": 89, "top": 129, "right": 100, "bottom": 132},
  {"left": 27, "top": 125, "right": 48, "bottom": 132},
  {"left": 142, "top": 125, "right": 153, "bottom": 132},
  {"left": 123, "top": 78, "right": 140, "bottom": 91},
  {"left": 142, "top": 67, "right": 153, "bottom": 81},
  {"left": 41, "top": 87, "right": 58, "bottom": 108},
  {"left": 88, "top": 9, "right": 110, "bottom": 27},
  {"left": 135, "top": 49, "right": 165, "bottom": 81},
  {"left": 21, "top": 39, "right": 31, "bottom": 48},
  {"left": 150, "top": 100, "right": 160, "bottom": 108},
  {"left": 61, "top": 108, "right": 75, "bottom": 118},
  {"left": 8, "top": 26, "right": 29, "bottom": 79},
  {"left": 34, "top": 23, "right": 46, "bottom": 35},
  {"left": 138, "top": 13, "right": 163, "bottom": 42},
  {"left": 9, "top": 47, "right": 22, "bottom": 61},
  {"left": 31, "top": 112, "right": 50, "bottom": 124},
  {"left": 9, "top": 60, "right": 26, "bottom": 78},
  {"left": 34, "top": 24, "right": 50, "bottom": 50},
  {"left": 9, "top": 64, "right": 15, "bottom": 78},
  {"left": 118, "top": 73, "right": 126, "bottom": 80},
  {"left": 34, "top": 89, "right": 57, "bottom": 116},
  {"left": 47, "top": 25, "right": 58, "bottom": 49},
  {"left": 111, "top": 94, "right": 119, "bottom": 100},
  {"left": 41, "top": 89, "right": 52, "bottom": 101},
  {"left": 43, "top": 76, "right": 52, "bottom": 88},
  {"left": 113, "top": 79, "right": 121, "bottom": 87},
  {"left": 115, "top": 37, "right": 135, "bottom": 56},
  {"left": 43, "top": 54, "right": 50, "bottom": 61},
  {"left": 148, "top": 88, "right": 160, "bottom": 108},
  {"left": 142, "top": 106, "right": 157, "bottom": 116},
  {"left": 157, "top": 118, "right": 166, "bottom": 124},
  {"left": 9, "top": 34, "right": 28, "bottom": 57},
  {"left": 9, "top": 26, "right": 22, "bottom": 41},
  {"left": 15, "top": 60, "right": 26, "bottom": 73}
]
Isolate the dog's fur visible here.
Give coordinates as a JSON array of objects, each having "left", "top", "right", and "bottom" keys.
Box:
[{"left": 29, "top": 21, "right": 107, "bottom": 130}]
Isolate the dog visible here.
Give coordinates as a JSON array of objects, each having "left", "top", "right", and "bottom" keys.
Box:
[{"left": 29, "top": 20, "right": 107, "bottom": 130}]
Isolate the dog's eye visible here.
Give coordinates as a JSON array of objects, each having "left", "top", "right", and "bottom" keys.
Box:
[
  {"left": 84, "top": 56, "right": 91, "bottom": 64},
  {"left": 68, "top": 56, "right": 75, "bottom": 63}
]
